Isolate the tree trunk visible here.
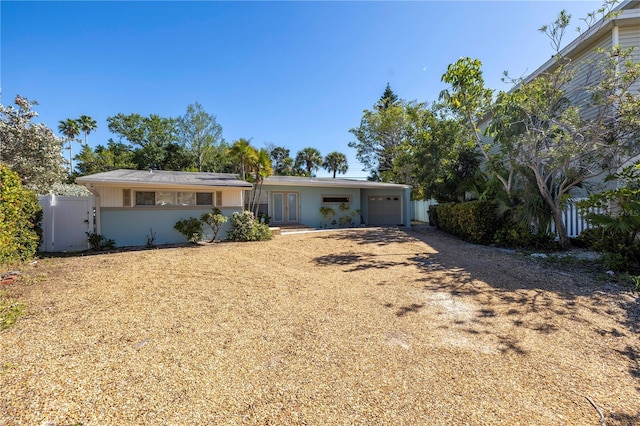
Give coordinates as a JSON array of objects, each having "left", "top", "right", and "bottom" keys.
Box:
[
  {"left": 550, "top": 203, "right": 570, "bottom": 249},
  {"left": 532, "top": 167, "right": 570, "bottom": 248}
]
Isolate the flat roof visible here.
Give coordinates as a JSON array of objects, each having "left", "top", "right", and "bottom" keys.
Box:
[
  {"left": 76, "top": 169, "right": 253, "bottom": 189},
  {"left": 263, "top": 175, "right": 410, "bottom": 189}
]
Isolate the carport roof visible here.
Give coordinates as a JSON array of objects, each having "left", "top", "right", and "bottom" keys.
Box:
[
  {"left": 76, "top": 169, "right": 253, "bottom": 189},
  {"left": 263, "top": 176, "right": 410, "bottom": 189}
]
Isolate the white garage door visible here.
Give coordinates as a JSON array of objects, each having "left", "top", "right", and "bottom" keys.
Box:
[{"left": 368, "top": 195, "right": 402, "bottom": 225}]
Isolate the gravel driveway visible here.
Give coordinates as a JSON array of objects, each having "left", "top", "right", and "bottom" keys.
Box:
[{"left": 1, "top": 227, "right": 638, "bottom": 425}]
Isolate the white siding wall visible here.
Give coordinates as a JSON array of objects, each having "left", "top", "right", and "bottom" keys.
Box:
[
  {"left": 96, "top": 186, "right": 122, "bottom": 207},
  {"left": 566, "top": 35, "right": 612, "bottom": 121},
  {"left": 620, "top": 25, "right": 640, "bottom": 95},
  {"left": 222, "top": 190, "right": 243, "bottom": 207}
]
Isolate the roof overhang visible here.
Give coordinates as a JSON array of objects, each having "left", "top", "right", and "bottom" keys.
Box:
[
  {"left": 524, "top": 1, "right": 640, "bottom": 84},
  {"left": 262, "top": 176, "right": 410, "bottom": 190},
  {"left": 76, "top": 169, "right": 253, "bottom": 190}
]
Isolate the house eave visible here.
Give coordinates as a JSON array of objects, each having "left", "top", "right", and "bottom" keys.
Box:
[
  {"left": 262, "top": 177, "right": 410, "bottom": 190},
  {"left": 524, "top": 2, "right": 640, "bottom": 85}
]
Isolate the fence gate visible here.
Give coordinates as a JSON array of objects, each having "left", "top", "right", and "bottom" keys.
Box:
[{"left": 39, "top": 195, "right": 95, "bottom": 252}]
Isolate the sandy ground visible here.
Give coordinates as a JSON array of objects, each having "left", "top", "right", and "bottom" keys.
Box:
[{"left": 1, "top": 227, "right": 638, "bottom": 425}]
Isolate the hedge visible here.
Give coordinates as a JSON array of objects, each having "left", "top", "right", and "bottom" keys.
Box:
[
  {"left": 434, "top": 200, "right": 502, "bottom": 245},
  {"left": 0, "top": 165, "right": 42, "bottom": 266}
]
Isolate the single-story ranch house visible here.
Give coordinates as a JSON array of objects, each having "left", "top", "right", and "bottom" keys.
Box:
[
  {"left": 77, "top": 170, "right": 411, "bottom": 247},
  {"left": 76, "top": 169, "right": 252, "bottom": 246}
]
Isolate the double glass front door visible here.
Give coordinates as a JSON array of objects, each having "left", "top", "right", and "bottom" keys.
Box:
[{"left": 272, "top": 192, "right": 299, "bottom": 224}]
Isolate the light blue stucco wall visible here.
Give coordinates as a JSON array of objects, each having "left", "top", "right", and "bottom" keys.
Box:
[
  {"left": 360, "top": 187, "right": 411, "bottom": 226},
  {"left": 100, "top": 207, "right": 239, "bottom": 247},
  {"left": 263, "top": 186, "right": 362, "bottom": 228}
]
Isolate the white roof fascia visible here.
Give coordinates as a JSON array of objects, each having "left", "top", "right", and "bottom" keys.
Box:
[
  {"left": 523, "top": 1, "right": 640, "bottom": 85},
  {"left": 261, "top": 181, "right": 410, "bottom": 190}
]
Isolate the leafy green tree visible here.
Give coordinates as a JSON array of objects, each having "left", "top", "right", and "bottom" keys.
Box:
[
  {"left": 294, "top": 147, "right": 322, "bottom": 177},
  {"left": 440, "top": 57, "right": 516, "bottom": 196},
  {"left": 497, "top": 11, "right": 639, "bottom": 247},
  {"left": 406, "top": 103, "right": 480, "bottom": 202},
  {"left": 0, "top": 164, "right": 42, "bottom": 266},
  {"left": 177, "top": 102, "right": 224, "bottom": 171},
  {"left": 58, "top": 118, "right": 81, "bottom": 173},
  {"left": 77, "top": 115, "right": 97, "bottom": 146},
  {"left": 107, "top": 113, "right": 180, "bottom": 170},
  {"left": 0, "top": 95, "right": 66, "bottom": 192},
  {"left": 349, "top": 85, "right": 407, "bottom": 181},
  {"left": 75, "top": 140, "right": 137, "bottom": 175},
  {"left": 442, "top": 7, "right": 640, "bottom": 248},
  {"left": 322, "top": 151, "right": 349, "bottom": 178}
]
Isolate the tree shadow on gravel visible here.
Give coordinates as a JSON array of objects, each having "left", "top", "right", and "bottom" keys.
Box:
[
  {"left": 315, "top": 226, "right": 640, "bottom": 396},
  {"left": 314, "top": 251, "right": 415, "bottom": 272},
  {"left": 315, "top": 226, "right": 417, "bottom": 247},
  {"left": 406, "top": 227, "right": 640, "bottom": 398}
]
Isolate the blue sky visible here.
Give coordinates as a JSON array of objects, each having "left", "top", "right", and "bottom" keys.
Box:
[{"left": 2, "top": 1, "right": 601, "bottom": 177}]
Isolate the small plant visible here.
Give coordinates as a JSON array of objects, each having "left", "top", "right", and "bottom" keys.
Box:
[
  {"left": 227, "top": 210, "right": 272, "bottom": 242},
  {"left": 146, "top": 228, "right": 156, "bottom": 248},
  {"left": 257, "top": 211, "right": 270, "bottom": 225},
  {"left": 86, "top": 232, "right": 116, "bottom": 250},
  {"left": 319, "top": 206, "right": 336, "bottom": 228},
  {"left": 200, "top": 208, "right": 228, "bottom": 243},
  {"left": 629, "top": 275, "right": 640, "bottom": 292},
  {"left": 336, "top": 203, "right": 359, "bottom": 228},
  {"left": 0, "top": 290, "right": 25, "bottom": 331},
  {"left": 174, "top": 217, "right": 203, "bottom": 243}
]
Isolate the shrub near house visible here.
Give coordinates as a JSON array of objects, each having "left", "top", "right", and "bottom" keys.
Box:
[{"left": 0, "top": 165, "right": 42, "bottom": 266}]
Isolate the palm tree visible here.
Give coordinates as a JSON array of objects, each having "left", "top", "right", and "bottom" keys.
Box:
[
  {"left": 228, "top": 138, "right": 255, "bottom": 180},
  {"left": 58, "top": 118, "right": 80, "bottom": 173},
  {"left": 77, "top": 115, "right": 97, "bottom": 145},
  {"left": 322, "top": 151, "right": 349, "bottom": 178},
  {"left": 294, "top": 147, "right": 322, "bottom": 177},
  {"left": 247, "top": 148, "right": 273, "bottom": 215}
]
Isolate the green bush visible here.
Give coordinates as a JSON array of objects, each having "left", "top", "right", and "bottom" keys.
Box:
[
  {"left": 493, "top": 217, "right": 557, "bottom": 249},
  {"left": 576, "top": 163, "right": 640, "bottom": 273},
  {"left": 435, "top": 200, "right": 501, "bottom": 245},
  {"left": 577, "top": 227, "right": 640, "bottom": 272},
  {"left": 0, "top": 165, "right": 42, "bottom": 266},
  {"left": 86, "top": 232, "right": 116, "bottom": 250},
  {"left": 174, "top": 217, "right": 203, "bottom": 243},
  {"left": 227, "top": 211, "right": 272, "bottom": 242}
]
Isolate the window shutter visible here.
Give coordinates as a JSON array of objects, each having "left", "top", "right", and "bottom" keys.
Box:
[{"left": 123, "top": 189, "right": 131, "bottom": 207}]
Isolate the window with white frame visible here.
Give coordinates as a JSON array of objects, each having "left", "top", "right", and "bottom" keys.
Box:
[{"left": 134, "top": 190, "right": 220, "bottom": 207}]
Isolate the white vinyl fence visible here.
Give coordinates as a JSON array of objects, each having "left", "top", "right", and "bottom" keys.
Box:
[
  {"left": 551, "top": 198, "right": 604, "bottom": 238},
  {"left": 38, "top": 195, "right": 96, "bottom": 252},
  {"left": 410, "top": 199, "right": 438, "bottom": 224}
]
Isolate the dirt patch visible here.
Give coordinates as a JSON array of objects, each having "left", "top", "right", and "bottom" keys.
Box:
[{"left": 1, "top": 227, "right": 638, "bottom": 425}]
